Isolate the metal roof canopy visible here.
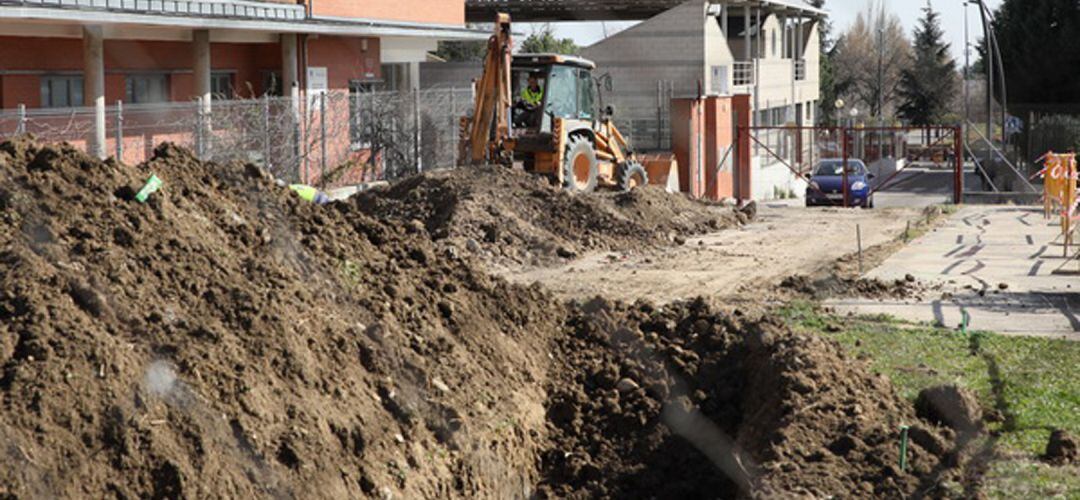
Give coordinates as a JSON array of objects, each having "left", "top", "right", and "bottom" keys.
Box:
[
  {"left": 466, "top": 0, "right": 827, "bottom": 23},
  {"left": 0, "top": 1, "right": 490, "bottom": 40}
]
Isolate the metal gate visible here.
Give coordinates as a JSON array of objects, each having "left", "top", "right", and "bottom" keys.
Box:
[{"left": 737, "top": 125, "right": 965, "bottom": 206}]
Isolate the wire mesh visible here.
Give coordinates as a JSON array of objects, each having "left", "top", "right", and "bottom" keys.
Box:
[{"left": 0, "top": 87, "right": 474, "bottom": 189}]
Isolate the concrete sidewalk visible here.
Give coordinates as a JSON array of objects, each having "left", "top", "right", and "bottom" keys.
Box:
[{"left": 829, "top": 206, "right": 1080, "bottom": 340}]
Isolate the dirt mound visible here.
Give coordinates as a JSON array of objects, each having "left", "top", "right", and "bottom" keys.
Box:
[
  {"left": 352, "top": 165, "right": 738, "bottom": 267},
  {"left": 1045, "top": 429, "right": 1078, "bottom": 465},
  {"left": 779, "top": 274, "right": 932, "bottom": 300},
  {"left": 916, "top": 385, "right": 984, "bottom": 435},
  {"left": 1, "top": 139, "right": 961, "bottom": 498},
  {"left": 0, "top": 139, "right": 560, "bottom": 498},
  {"left": 536, "top": 297, "right": 957, "bottom": 498}
]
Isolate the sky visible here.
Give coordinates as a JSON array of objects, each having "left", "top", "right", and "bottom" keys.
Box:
[{"left": 526, "top": 0, "right": 1003, "bottom": 63}]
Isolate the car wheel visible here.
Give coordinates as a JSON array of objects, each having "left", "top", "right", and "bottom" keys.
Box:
[{"left": 867, "top": 196, "right": 875, "bottom": 209}]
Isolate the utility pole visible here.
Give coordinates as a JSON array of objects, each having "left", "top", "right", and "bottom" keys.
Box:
[
  {"left": 977, "top": 0, "right": 993, "bottom": 172},
  {"left": 963, "top": 1, "right": 969, "bottom": 127},
  {"left": 876, "top": 6, "right": 885, "bottom": 163},
  {"left": 964, "top": 0, "right": 974, "bottom": 188}
]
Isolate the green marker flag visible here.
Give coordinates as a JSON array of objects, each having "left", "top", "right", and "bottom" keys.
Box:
[
  {"left": 899, "top": 425, "right": 910, "bottom": 472},
  {"left": 135, "top": 174, "right": 163, "bottom": 203}
]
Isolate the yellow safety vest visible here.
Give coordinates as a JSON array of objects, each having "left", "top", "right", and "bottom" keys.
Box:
[{"left": 522, "top": 85, "right": 543, "bottom": 106}]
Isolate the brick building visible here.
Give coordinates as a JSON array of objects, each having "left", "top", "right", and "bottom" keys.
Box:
[
  {"left": 581, "top": 0, "right": 825, "bottom": 200},
  {"left": 0, "top": 0, "right": 482, "bottom": 161}
]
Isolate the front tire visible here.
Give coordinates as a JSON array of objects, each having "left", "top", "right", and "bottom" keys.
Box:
[
  {"left": 562, "top": 136, "right": 599, "bottom": 192},
  {"left": 616, "top": 161, "right": 649, "bottom": 191}
]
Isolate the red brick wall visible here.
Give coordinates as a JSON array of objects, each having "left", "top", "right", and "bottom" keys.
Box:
[
  {"left": 311, "top": 0, "right": 463, "bottom": 25},
  {"left": 306, "top": 36, "right": 380, "bottom": 90},
  {"left": 0, "top": 36, "right": 284, "bottom": 108}
]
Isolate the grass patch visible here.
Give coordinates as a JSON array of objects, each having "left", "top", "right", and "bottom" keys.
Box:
[
  {"left": 778, "top": 302, "right": 1080, "bottom": 497},
  {"left": 983, "top": 458, "right": 1080, "bottom": 499}
]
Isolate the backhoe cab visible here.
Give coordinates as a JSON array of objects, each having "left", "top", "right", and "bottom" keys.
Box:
[
  {"left": 507, "top": 54, "right": 647, "bottom": 192},
  {"left": 459, "top": 15, "right": 648, "bottom": 193}
]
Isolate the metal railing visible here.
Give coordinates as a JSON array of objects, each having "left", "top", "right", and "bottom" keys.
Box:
[
  {"left": 733, "top": 62, "right": 754, "bottom": 87},
  {"left": 0, "top": 87, "right": 473, "bottom": 188}
]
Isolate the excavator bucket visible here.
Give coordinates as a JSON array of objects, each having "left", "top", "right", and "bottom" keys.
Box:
[
  {"left": 641, "top": 154, "right": 681, "bottom": 193},
  {"left": 461, "top": 14, "right": 513, "bottom": 166}
]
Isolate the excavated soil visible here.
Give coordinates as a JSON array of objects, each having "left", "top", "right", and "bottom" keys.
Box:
[
  {"left": 1, "top": 139, "right": 961, "bottom": 498},
  {"left": 0, "top": 139, "right": 559, "bottom": 499},
  {"left": 352, "top": 165, "right": 739, "bottom": 268},
  {"left": 537, "top": 297, "right": 959, "bottom": 499}
]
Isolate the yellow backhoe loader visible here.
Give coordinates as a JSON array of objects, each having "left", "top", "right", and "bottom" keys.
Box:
[{"left": 459, "top": 14, "right": 648, "bottom": 192}]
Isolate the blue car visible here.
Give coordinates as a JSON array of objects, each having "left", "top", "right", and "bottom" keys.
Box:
[{"left": 805, "top": 159, "right": 875, "bottom": 208}]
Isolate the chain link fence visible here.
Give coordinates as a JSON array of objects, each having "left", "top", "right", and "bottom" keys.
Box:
[{"left": 0, "top": 87, "right": 474, "bottom": 188}]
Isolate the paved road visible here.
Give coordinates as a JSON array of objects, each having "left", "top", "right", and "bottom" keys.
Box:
[
  {"left": 872, "top": 165, "right": 981, "bottom": 208},
  {"left": 829, "top": 206, "right": 1080, "bottom": 340}
]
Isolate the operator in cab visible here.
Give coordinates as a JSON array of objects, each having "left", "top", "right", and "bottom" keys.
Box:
[{"left": 514, "top": 74, "right": 544, "bottom": 128}]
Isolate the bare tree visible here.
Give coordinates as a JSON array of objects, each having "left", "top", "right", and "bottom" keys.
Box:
[{"left": 833, "top": 0, "right": 912, "bottom": 121}]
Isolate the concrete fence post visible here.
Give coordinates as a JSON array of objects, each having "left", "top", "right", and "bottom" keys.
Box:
[
  {"left": 290, "top": 83, "right": 302, "bottom": 183},
  {"left": 319, "top": 91, "right": 327, "bottom": 180},
  {"left": 262, "top": 95, "right": 271, "bottom": 172},
  {"left": 450, "top": 89, "right": 457, "bottom": 168},
  {"left": 16, "top": 104, "right": 26, "bottom": 135},
  {"left": 115, "top": 100, "right": 123, "bottom": 161},
  {"left": 413, "top": 89, "right": 422, "bottom": 173},
  {"left": 195, "top": 97, "right": 205, "bottom": 160}
]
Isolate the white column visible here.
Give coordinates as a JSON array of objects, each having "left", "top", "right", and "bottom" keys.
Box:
[
  {"left": 408, "top": 61, "right": 421, "bottom": 91},
  {"left": 83, "top": 25, "right": 106, "bottom": 159},
  {"left": 281, "top": 33, "right": 299, "bottom": 92},
  {"left": 743, "top": 5, "right": 751, "bottom": 61},
  {"left": 193, "top": 29, "right": 211, "bottom": 113},
  {"left": 721, "top": 5, "right": 728, "bottom": 36}
]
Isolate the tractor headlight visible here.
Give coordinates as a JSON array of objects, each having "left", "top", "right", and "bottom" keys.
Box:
[{"left": 851, "top": 181, "right": 867, "bottom": 191}]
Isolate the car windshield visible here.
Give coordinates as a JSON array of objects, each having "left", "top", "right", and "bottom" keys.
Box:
[{"left": 814, "top": 161, "right": 865, "bottom": 176}]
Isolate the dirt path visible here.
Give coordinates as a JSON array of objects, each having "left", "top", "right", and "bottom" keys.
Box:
[{"left": 500, "top": 202, "right": 928, "bottom": 304}]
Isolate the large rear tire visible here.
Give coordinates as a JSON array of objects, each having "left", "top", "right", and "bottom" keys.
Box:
[
  {"left": 562, "top": 136, "right": 599, "bottom": 192},
  {"left": 616, "top": 161, "right": 649, "bottom": 191}
]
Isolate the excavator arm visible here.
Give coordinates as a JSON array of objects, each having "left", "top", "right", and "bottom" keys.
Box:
[{"left": 459, "top": 14, "right": 513, "bottom": 165}]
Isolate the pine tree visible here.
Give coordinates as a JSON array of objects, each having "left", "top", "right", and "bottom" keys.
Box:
[
  {"left": 898, "top": 1, "right": 958, "bottom": 125},
  {"left": 990, "top": 0, "right": 1080, "bottom": 104}
]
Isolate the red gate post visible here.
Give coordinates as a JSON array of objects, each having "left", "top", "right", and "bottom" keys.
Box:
[
  {"left": 736, "top": 126, "right": 743, "bottom": 205},
  {"left": 953, "top": 126, "right": 963, "bottom": 204},
  {"left": 842, "top": 126, "right": 850, "bottom": 207},
  {"left": 795, "top": 126, "right": 804, "bottom": 170}
]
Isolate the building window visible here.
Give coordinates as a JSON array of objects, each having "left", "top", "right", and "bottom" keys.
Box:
[
  {"left": 348, "top": 79, "right": 381, "bottom": 147},
  {"left": 771, "top": 29, "right": 777, "bottom": 57},
  {"left": 40, "top": 75, "right": 84, "bottom": 108},
  {"left": 211, "top": 72, "right": 234, "bottom": 99},
  {"left": 125, "top": 74, "right": 169, "bottom": 104},
  {"left": 379, "top": 63, "right": 409, "bottom": 92}
]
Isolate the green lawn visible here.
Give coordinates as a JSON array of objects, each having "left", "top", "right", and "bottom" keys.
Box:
[{"left": 777, "top": 303, "right": 1080, "bottom": 498}]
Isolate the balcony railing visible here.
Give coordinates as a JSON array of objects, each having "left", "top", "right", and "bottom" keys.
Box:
[
  {"left": 734, "top": 61, "right": 754, "bottom": 87},
  {"left": 794, "top": 59, "right": 806, "bottom": 81}
]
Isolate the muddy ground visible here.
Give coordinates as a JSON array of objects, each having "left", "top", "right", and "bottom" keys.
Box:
[{"left": 0, "top": 141, "right": 965, "bottom": 498}]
